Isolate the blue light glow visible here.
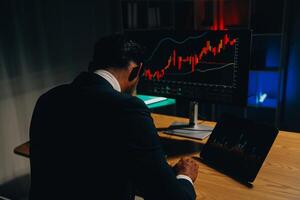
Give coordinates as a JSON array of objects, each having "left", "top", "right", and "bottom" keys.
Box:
[
  {"left": 258, "top": 93, "right": 267, "bottom": 103},
  {"left": 265, "top": 40, "right": 280, "bottom": 68},
  {"left": 248, "top": 71, "right": 278, "bottom": 108}
]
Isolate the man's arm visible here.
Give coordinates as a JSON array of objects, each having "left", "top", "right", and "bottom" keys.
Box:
[{"left": 121, "top": 97, "right": 197, "bottom": 200}]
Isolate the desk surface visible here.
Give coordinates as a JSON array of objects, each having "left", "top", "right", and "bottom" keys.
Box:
[{"left": 14, "top": 114, "right": 300, "bottom": 200}]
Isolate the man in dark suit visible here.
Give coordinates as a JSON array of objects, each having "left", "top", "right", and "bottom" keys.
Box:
[{"left": 29, "top": 34, "right": 199, "bottom": 200}]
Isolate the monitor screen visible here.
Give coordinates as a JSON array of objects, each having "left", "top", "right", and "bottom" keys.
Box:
[{"left": 127, "top": 30, "right": 251, "bottom": 106}]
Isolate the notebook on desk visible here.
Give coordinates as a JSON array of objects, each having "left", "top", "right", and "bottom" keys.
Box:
[{"left": 137, "top": 95, "right": 167, "bottom": 105}]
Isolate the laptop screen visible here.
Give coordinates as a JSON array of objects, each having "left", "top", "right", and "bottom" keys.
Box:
[{"left": 201, "top": 115, "right": 279, "bottom": 183}]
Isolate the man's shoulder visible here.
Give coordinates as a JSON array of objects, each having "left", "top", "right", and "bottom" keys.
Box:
[
  {"left": 117, "top": 93, "right": 149, "bottom": 111},
  {"left": 37, "top": 84, "right": 70, "bottom": 103},
  {"left": 37, "top": 83, "right": 149, "bottom": 113}
]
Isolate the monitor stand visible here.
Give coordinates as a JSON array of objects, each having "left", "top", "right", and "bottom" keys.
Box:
[{"left": 164, "top": 102, "right": 214, "bottom": 140}]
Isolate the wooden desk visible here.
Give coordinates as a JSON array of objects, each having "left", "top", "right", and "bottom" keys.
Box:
[{"left": 14, "top": 114, "right": 300, "bottom": 200}]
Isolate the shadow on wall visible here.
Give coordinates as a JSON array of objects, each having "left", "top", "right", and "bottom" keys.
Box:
[{"left": 0, "top": 174, "right": 30, "bottom": 200}]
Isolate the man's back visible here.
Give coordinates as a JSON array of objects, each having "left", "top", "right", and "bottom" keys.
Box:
[{"left": 29, "top": 72, "right": 196, "bottom": 200}]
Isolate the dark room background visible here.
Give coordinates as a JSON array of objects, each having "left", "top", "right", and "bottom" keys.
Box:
[
  {"left": 0, "top": 0, "right": 122, "bottom": 195},
  {"left": 0, "top": 0, "right": 300, "bottom": 198}
]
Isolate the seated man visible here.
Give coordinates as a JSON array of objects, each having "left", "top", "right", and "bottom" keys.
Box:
[{"left": 29, "top": 34, "right": 199, "bottom": 200}]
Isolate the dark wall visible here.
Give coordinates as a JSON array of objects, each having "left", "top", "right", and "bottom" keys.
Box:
[
  {"left": 1, "top": 0, "right": 122, "bottom": 98},
  {"left": 281, "top": 0, "right": 300, "bottom": 131},
  {"left": 0, "top": 0, "right": 122, "bottom": 188}
]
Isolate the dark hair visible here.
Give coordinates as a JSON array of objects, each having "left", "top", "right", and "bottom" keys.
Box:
[{"left": 88, "top": 33, "right": 145, "bottom": 72}]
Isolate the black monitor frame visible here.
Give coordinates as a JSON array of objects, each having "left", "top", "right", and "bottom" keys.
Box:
[{"left": 128, "top": 29, "right": 252, "bottom": 107}]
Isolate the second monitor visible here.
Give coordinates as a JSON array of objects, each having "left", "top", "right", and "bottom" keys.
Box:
[{"left": 127, "top": 30, "right": 252, "bottom": 139}]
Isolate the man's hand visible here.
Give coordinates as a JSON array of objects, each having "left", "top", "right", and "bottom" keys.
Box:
[{"left": 174, "top": 157, "right": 199, "bottom": 182}]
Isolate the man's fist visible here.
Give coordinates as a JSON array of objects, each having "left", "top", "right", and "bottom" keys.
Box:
[{"left": 174, "top": 157, "right": 199, "bottom": 182}]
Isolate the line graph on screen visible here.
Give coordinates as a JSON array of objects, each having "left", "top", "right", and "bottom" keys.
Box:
[{"left": 143, "top": 32, "right": 239, "bottom": 88}]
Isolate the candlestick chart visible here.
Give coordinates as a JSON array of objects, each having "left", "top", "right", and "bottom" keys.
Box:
[
  {"left": 130, "top": 30, "right": 251, "bottom": 105},
  {"left": 142, "top": 31, "right": 239, "bottom": 88}
]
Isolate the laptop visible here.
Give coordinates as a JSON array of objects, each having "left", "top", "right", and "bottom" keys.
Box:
[{"left": 201, "top": 115, "right": 279, "bottom": 184}]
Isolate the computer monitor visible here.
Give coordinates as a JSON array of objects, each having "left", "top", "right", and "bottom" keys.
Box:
[{"left": 126, "top": 30, "right": 252, "bottom": 139}]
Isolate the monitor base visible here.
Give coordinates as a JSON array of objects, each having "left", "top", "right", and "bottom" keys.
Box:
[
  {"left": 165, "top": 122, "right": 213, "bottom": 140},
  {"left": 163, "top": 102, "right": 214, "bottom": 140}
]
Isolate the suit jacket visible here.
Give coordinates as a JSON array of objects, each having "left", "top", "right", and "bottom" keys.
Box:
[{"left": 29, "top": 72, "right": 196, "bottom": 200}]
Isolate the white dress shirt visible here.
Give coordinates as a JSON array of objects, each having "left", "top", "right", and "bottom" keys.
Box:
[
  {"left": 94, "top": 69, "right": 121, "bottom": 92},
  {"left": 94, "top": 69, "right": 193, "bottom": 185}
]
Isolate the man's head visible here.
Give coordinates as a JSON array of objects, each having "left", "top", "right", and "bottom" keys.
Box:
[{"left": 89, "top": 34, "right": 145, "bottom": 94}]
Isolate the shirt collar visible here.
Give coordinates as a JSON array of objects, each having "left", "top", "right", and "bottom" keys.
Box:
[{"left": 94, "top": 69, "right": 121, "bottom": 92}]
